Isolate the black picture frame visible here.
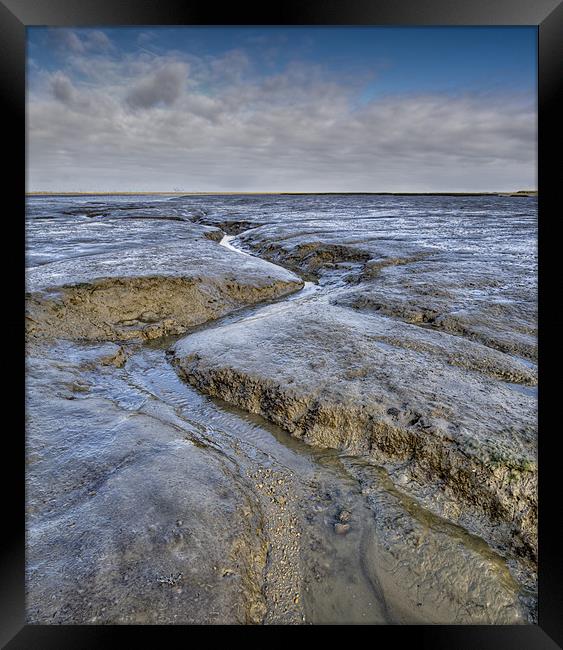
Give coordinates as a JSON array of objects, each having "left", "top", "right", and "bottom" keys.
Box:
[{"left": 3, "top": 0, "right": 561, "bottom": 646}]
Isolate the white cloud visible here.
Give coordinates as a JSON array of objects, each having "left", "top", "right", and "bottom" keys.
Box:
[
  {"left": 47, "top": 28, "right": 114, "bottom": 55},
  {"left": 86, "top": 30, "right": 113, "bottom": 52},
  {"left": 48, "top": 29, "right": 85, "bottom": 54},
  {"left": 27, "top": 45, "right": 536, "bottom": 192}
]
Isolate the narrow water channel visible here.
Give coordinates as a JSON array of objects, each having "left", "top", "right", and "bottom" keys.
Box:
[{"left": 70, "top": 232, "right": 524, "bottom": 624}]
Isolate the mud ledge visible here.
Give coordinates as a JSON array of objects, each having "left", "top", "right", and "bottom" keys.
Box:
[
  {"left": 173, "top": 358, "right": 536, "bottom": 556},
  {"left": 25, "top": 233, "right": 304, "bottom": 342},
  {"left": 26, "top": 200, "right": 537, "bottom": 621},
  {"left": 171, "top": 298, "right": 537, "bottom": 590},
  {"left": 26, "top": 273, "right": 302, "bottom": 342}
]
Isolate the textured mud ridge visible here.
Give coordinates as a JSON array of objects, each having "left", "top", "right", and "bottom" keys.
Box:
[
  {"left": 343, "top": 458, "right": 532, "bottom": 623},
  {"left": 26, "top": 236, "right": 303, "bottom": 342},
  {"left": 333, "top": 273, "right": 537, "bottom": 361},
  {"left": 207, "top": 197, "right": 536, "bottom": 364},
  {"left": 27, "top": 340, "right": 530, "bottom": 624},
  {"left": 26, "top": 344, "right": 271, "bottom": 624},
  {"left": 26, "top": 273, "right": 301, "bottom": 342},
  {"left": 172, "top": 304, "right": 537, "bottom": 576},
  {"left": 236, "top": 234, "right": 537, "bottom": 360}
]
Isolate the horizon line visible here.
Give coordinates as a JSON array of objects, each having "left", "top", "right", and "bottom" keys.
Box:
[{"left": 26, "top": 190, "right": 538, "bottom": 197}]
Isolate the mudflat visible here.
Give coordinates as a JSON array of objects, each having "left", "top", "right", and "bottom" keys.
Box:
[{"left": 25, "top": 193, "right": 537, "bottom": 623}]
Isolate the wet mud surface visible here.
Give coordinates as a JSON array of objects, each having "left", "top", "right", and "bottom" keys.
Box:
[{"left": 26, "top": 194, "right": 537, "bottom": 624}]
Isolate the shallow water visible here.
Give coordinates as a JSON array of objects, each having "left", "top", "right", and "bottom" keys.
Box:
[{"left": 102, "top": 345, "right": 394, "bottom": 623}]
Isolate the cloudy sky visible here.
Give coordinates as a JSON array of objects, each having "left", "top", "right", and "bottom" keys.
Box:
[{"left": 27, "top": 27, "right": 537, "bottom": 192}]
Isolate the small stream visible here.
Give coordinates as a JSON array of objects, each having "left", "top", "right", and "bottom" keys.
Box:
[
  {"left": 26, "top": 195, "right": 535, "bottom": 624},
  {"left": 63, "top": 232, "right": 525, "bottom": 624},
  {"left": 100, "top": 344, "right": 395, "bottom": 623}
]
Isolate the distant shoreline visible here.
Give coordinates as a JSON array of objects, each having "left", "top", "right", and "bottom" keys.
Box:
[{"left": 26, "top": 190, "right": 538, "bottom": 197}]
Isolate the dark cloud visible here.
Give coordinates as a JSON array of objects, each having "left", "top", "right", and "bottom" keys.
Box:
[
  {"left": 50, "top": 72, "right": 75, "bottom": 104},
  {"left": 125, "top": 62, "right": 189, "bottom": 110}
]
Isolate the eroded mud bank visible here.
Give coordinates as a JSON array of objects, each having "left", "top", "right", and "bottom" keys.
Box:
[
  {"left": 26, "top": 225, "right": 303, "bottom": 342},
  {"left": 173, "top": 301, "right": 537, "bottom": 581},
  {"left": 26, "top": 194, "right": 537, "bottom": 623}
]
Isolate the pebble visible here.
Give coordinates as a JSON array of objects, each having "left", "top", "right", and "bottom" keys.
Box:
[{"left": 334, "top": 523, "right": 350, "bottom": 535}]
